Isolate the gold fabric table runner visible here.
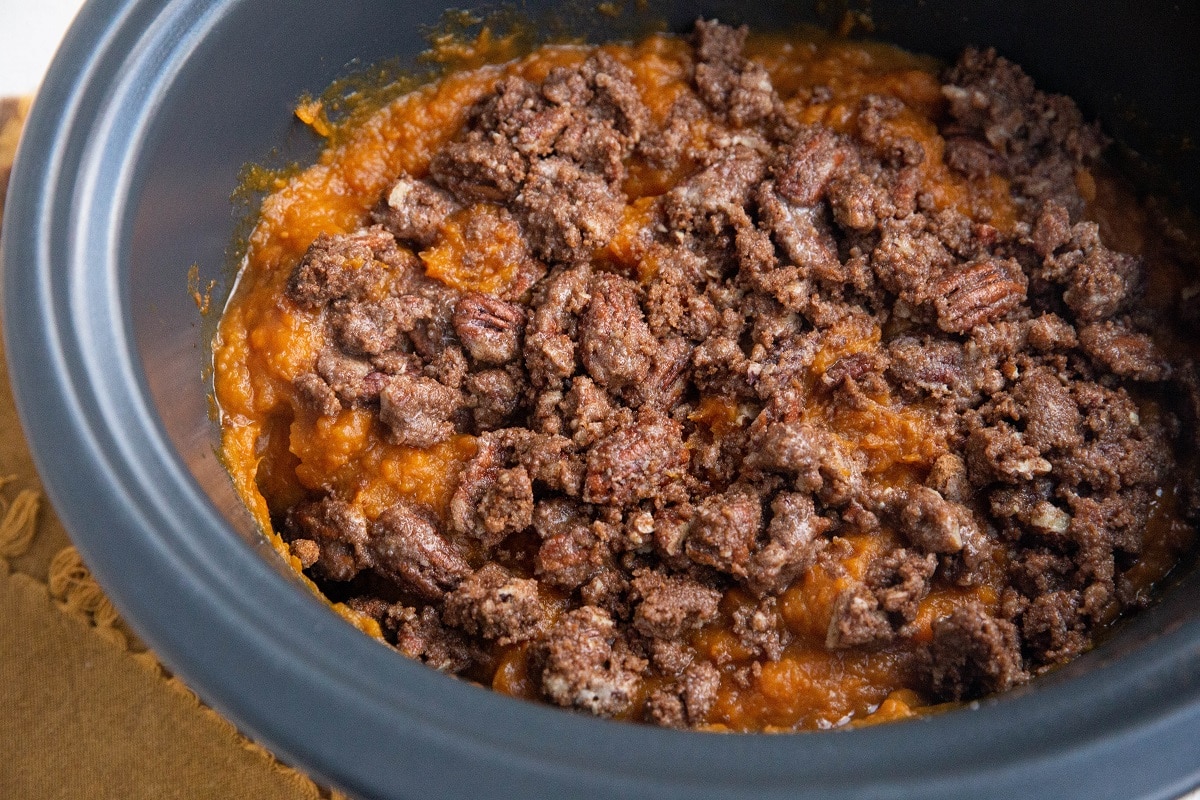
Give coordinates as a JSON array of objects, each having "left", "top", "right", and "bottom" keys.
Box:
[{"left": 0, "top": 95, "right": 341, "bottom": 800}]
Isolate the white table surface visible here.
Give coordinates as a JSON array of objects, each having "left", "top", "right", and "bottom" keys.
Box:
[{"left": 0, "top": 0, "right": 86, "bottom": 97}]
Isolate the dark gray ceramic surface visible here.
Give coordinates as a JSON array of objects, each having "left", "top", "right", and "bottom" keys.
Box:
[{"left": 3, "top": 1, "right": 1199, "bottom": 798}]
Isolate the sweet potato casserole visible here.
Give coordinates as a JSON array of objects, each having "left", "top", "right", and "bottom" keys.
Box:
[{"left": 213, "top": 20, "right": 1199, "bottom": 730}]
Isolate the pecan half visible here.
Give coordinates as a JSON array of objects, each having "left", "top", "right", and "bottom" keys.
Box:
[
  {"left": 453, "top": 292, "right": 527, "bottom": 364},
  {"left": 934, "top": 258, "right": 1027, "bottom": 333}
]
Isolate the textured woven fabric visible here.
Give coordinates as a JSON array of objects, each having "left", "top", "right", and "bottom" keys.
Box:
[{"left": 0, "top": 94, "right": 340, "bottom": 800}]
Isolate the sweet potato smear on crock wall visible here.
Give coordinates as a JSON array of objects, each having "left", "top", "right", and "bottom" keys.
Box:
[{"left": 214, "top": 20, "right": 1200, "bottom": 730}]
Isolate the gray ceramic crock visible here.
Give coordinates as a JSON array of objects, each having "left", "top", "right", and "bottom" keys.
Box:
[{"left": 3, "top": 1, "right": 1200, "bottom": 798}]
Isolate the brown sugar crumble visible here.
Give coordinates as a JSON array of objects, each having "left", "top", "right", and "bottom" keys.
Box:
[{"left": 214, "top": 20, "right": 1200, "bottom": 731}]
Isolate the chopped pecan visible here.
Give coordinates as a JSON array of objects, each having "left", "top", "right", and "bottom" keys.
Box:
[
  {"left": 826, "top": 585, "right": 892, "bottom": 649},
  {"left": 1078, "top": 319, "right": 1171, "bottom": 382},
  {"left": 820, "top": 351, "right": 885, "bottom": 390},
  {"left": 898, "top": 487, "right": 980, "bottom": 554},
  {"left": 378, "top": 374, "right": 461, "bottom": 448},
  {"left": 540, "top": 606, "right": 647, "bottom": 717},
  {"left": 583, "top": 408, "right": 688, "bottom": 507},
  {"left": 284, "top": 497, "right": 370, "bottom": 582},
  {"left": 315, "top": 349, "right": 389, "bottom": 408},
  {"left": 367, "top": 503, "right": 471, "bottom": 598},
  {"left": 442, "top": 564, "right": 546, "bottom": 644},
  {"left": 373, "top": 174, "right": 461, "bottom": 248}
]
